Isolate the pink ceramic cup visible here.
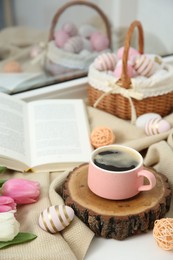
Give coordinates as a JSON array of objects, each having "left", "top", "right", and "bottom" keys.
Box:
[{"left": 88, "top": 145, "right": 156, "bottom": 200}]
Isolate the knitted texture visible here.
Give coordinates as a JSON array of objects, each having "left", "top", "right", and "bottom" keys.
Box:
[{"left": 0, "top": 170, "right": 94, "bottom": 260}]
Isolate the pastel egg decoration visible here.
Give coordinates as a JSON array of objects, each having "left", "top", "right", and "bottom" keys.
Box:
[
  {"left": 90, "top": 31, "right": 109, "bottom": 52},
  {"left": 113, "top": 59, "right": 137, "bottom": 79},
  {"left": 54, "top": 29, "right": 70, "bottom": 48},
  {"left": 62, "top": 22, "right": 78, "bottom": 37},
  {"left": 134, "top": 54, "right": 160, "bottom": 77},
  {"left": 94, "top": 53, "right": 117, "bottom": 71},
  {"left": 38, "top": 205, "right": 74, "bottom": 233},
  {"left": 145, "top": 118, "right": 171, "bottom": 136},
  {"left": 136, "top": 113, "right": 162, "bottom": 128},
  {"left": 79, "top": 24, "right": 97, "bottom": 39},
  {"left": 117, "top": 46, "right": 139, "bottom": 61},
  {"left": 63, "top": 36, "right": 83, "bottom": 53}
]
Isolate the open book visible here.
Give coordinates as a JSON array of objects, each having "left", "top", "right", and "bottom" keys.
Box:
[{"left": 0, "top": 93, "right": 92, "bottom": 172}]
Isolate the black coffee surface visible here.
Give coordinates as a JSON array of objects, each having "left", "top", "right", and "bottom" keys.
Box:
[{"left": 94, "top": 150, "right": 139, "bottom": 172}]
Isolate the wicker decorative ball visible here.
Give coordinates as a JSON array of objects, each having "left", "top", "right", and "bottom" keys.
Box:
[
  {"left": 153, "top": 218, "right": 173, "bottom": 251},
  {"left": 90, "top": 126, "right": 115, "bottom": 148},
  {"left": 3, "top": 60, "right": 22, "bottom": 73}
]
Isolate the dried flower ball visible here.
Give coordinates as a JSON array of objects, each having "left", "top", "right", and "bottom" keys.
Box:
[
  {"left": 90, "top": 126, "right": 115, "bottom": 148},
  {"left": 153, "top": 218, "right": 173, "bottom": 251},
  {"left": 3, "top": 61, "right": 22, "bottom": 73}
]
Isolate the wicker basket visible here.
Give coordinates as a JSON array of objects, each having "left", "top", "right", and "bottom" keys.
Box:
[
  {"left": 88, "top": 20, "right": 173, "bottom": 121},
  {"left": 44, "top": 0, "right": 112, "bottom": 77}
]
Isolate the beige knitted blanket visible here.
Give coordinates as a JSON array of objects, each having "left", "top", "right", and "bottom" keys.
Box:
[{"left": 0, "top": 106, "right": 173, "bottom": 260}]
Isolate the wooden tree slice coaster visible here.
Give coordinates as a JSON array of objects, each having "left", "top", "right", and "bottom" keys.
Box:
[{"left": 61, "top": 163, "right": 172, "bottom": 240}]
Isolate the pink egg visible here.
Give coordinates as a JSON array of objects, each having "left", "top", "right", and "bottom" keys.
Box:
[
  {"left": 79, "top": 24, "right": 97, "bottom": 39},
  {"left": 145, "top": 118, "right": 171, "bottom": 136},
  {"left": 54, "top": 29, "right": 70, "bottom": 48},
  {"left": 38, "top": 205, "right": 74, "bottom": 233},
  {"left": 117, "top": 47, "right": 139, "bottom": 61},
  {"left": 90, "top": 32, "right": 109, "bottom": 52},
  {"left": 113, "top": 60, "right": 137, "bottom": 79},
  {"left": 63, "top": 36, "right": 83, "bottom": 53},
  {"left": 134, "top": 54, "right": 160, "bottom": 77},
  {"left": 94, "top": 53, "right": 116, "bottom": 71},
  {"left": 62, "top": 22, "right": 78, "bottom": 37}
]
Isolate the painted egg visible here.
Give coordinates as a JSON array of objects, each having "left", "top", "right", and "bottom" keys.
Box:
[
  {"left": 38, "top": 205, "right": 74, "bottom": 233},
  {"left": 113, "top": 59, "right": 137, "bottom": 79},
  {"left": 94, "top": 53, "right": 116, "bottom": 71},
  {"left": 136, "top": 113, "right": 162, "bottom": 128},
  {"left": 134, "top": 54, "right": 160, "bottom": 77},
  {"left": 62, "top": 22, "right": 78, "bottom": 37},
  {"left": 90, "top": 32, "right": 109, "bottom": 52},
  {"left": 63, "top": 36, "right": 83, "bottom": 53},
  {"left": 117, "top": 47, "right": 139, "bottom": 61},
  {"left": 145, "top": 118, "right": 171, "bottom": 136},
  {"left": 79, "top": 24, "right": 97, "bottom": 39},
  {"left": 54, "top": 29, "right": 70, "bottom": 48}
]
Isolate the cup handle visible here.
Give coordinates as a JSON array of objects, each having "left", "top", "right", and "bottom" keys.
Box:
[{"left": 138, "top": 170, "right": 156, "bottom": 191}]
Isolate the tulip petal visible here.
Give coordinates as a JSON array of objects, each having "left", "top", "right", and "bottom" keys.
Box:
[
  {"left": 0, "top": 196, "right": 14, "bottom": 205},
  {"left": 0, "top": 205, "right": 12, "bottom": 212},
  {"left": 1, "top": 178, "right": 40, "bottom": 205},
  {"left": 0, "top": 211, "right": 20, "bottom": 241}
]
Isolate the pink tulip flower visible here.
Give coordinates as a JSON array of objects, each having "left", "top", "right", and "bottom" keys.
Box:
[
  {"left": 0, "top": 196, "right": 16, "bottom": 212},
  {"left": 1, "top": 178, "right": 40, "bottom": 204}
]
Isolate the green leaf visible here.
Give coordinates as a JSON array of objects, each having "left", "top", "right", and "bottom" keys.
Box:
[
  {"left": 0, "top": 179, "right": 7, "bottom": 188},
  {"left": 0, "top": 167, "right": 6, "bottom": 174},
  {"left": 0, "top": 232, "right": 37, "bottom": 249}
]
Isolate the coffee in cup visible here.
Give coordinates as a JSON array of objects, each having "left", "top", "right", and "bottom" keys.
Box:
[
  {"left": 93, "top": 149, "right": 139, "bottom": 172},
  {"left": 88, "top": 145, "right": 156, "bottom": 200}
]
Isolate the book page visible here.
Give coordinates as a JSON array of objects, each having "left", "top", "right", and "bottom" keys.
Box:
[
  {"left": 0, "top": 93, "right": 30, "bottom": 165},
  {"left": 27, "top": 99, "right": 92, "bottom": 168}
]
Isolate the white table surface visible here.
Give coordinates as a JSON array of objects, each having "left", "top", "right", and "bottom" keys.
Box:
[{"left": 85, "top": 231, "right": 173, "bottom": 260}]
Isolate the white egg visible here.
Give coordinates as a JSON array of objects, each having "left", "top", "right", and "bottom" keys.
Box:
[
  {"left": 135, "top": 113, "right": 162, "bottom": 128},
  {"left": 145, "top": 118, "right": 171, "bottom": 136},
  {"left": 79, "top": 24, "right": 97, "bottom": 39},
  {"left": 38, "top": 205, "right": 74, "bottom": 233}
]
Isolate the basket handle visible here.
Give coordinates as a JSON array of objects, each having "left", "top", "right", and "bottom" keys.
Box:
[
  {"left": 48, "top": 0, "right": 112, "bottom": 49},
  {"left": 120, "top": 20, "right": 144, "bottom": 89}
]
